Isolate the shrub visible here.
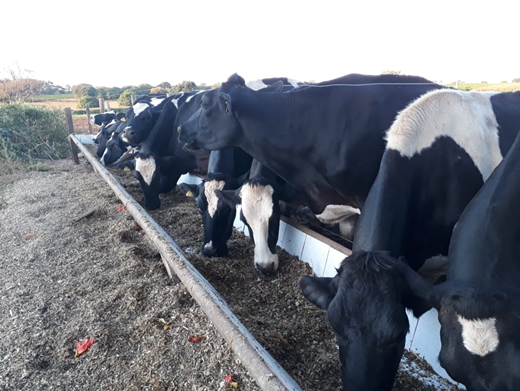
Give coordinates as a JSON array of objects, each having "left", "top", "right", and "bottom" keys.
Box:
[
  {"left": 77, "top": 96, "right": 100, "bottom": 109},
  {"left": 72, "top": 83, "right": 97, "bottom": 97},
  {"left": 0, "top": 103, "right": 70, "bottom": 172},
  {"left": 118, "top": 89, "right": 133, "bottom": 106}
]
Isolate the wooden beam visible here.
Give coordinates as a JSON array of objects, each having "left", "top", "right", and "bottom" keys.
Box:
[
  {"left": 69, "top": 135, "right": 302, "bottom": 391},
  {"left": 65, "top": 108, "right": 79, "bottom": 164}
]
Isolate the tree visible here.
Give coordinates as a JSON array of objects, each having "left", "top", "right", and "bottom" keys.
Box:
[
  {"left": 169, "top": 81, "right": 198, "bottom": 93},
  {"left": 513, "top": 78, "right": 520, "bottom": 83},
  {"left": 72, "top": 83, "right": 97, "bottom": 97},
  {"left": 382, "top": 70, "right": 401, "bottom": 75},
  {"left": 0, "top": 63, "right": 45, "bottom": 103},
  {"left": 150, "top": 87, "right": 167, "bottom": 94},
  {"left": 158, "top": 81, "right": 171, "bottom": 88},
  {"left": 118, "top": 89, "right": 133, "bottom": 106}
]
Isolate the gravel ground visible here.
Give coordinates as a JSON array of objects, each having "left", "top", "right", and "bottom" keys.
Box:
[
  {"left": 0, "top": 155, "right": 461, "bottom": 391},
  {"left": 0, "top": 159, "right": 259, "bottom": 391}
]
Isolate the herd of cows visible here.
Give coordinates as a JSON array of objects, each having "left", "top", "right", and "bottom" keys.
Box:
[{"left": 90, "top": 73, "right": 520, "bottom": 391}]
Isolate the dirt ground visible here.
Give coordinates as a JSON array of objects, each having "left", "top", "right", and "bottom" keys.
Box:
[{"left": 0, "top": 157, "right": 461, "bottom": 390}]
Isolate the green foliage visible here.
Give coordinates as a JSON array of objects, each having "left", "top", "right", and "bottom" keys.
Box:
[
  {"left": 72, "top": 83, "right": 97, "bottom": 97},
  {"left": 382, "top": 70, "right": 401, "bottom": 75},
  {"left": 150, "top": 87, "right": 167, "bottom": 94},
  {"left": 77, "top": 96, "right": 100, "bottom": 109},
  {"left": 118, "top": 89, "right": 133, "bottom": 106},
  {"left": 0, "top": 104, "right": 70, "bottom": 172},
  {"left": 169, "top": 81, "right": 198, "bottom": 93},
  {"left": 158, "top": 82, "right": 171, "bottom": 88}
]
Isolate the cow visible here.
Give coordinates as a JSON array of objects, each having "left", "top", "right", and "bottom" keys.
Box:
[
  {"left": 300, "top": 89, "right": 520, "bottom": 391},
  {"left": 177, "top": 73, "right": 442, "bottom": 219},
  {"left": 179, "top": 147, "right": 252, "bottom": 257},
  {"left": 124, "top": 92, "right": 195, "bottom": 145},
  {"left": 214, "top": 159, "right": 300, "bottom": 274},
  {"left": 94, "top": 112, "right": 126, "bottom": 158},
  {"left": 90, "top": 111, "right": 116, "bottom": 126},
  {"left": 398, "top": 131, "right": 520, "bottom": 391},
  {"left": 133, "top": 91, "right": 210, "bottom": 210}
]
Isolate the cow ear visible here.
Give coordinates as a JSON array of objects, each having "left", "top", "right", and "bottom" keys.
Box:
[
  {"left": 179, "top": 183, "right": 199, "bottom": 198},
  {"left": 260, "top": 80, "right": 284, "bottom": 93},
  {"left": 397, "top": 257, "right": 441, "bottom": 312},
  {"left": 219, "top": 92, "right": 232, "bottom": 114},
  {"left": 215, "top": 188, "right": 242, "bottom": 207},
  {"left": 300, "top": 276, "right": 337, "bottom": 310}
]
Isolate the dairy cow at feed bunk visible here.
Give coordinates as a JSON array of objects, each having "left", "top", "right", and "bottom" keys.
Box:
[
  {"left": 400, "top": 128, "right": 520, "bottom": 391},
  {"left": 301, "top": 89, "right": 520, "bottom": 390},
  {"left": 179, "top": 148, "right": 252, "bottom": 257},
  {"left": 93, "top": 112, "right": 127, "bottom": 158},
  {"left": 177, "top": 73, "right": 444, "bottom": 273},
  {"left": 133, "top": 90, "right": 210, "bottom": 210}
]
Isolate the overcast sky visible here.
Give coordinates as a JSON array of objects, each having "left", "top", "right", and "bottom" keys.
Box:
[{"left": 1, "top": 0, "right": 518, "bottom": 88}]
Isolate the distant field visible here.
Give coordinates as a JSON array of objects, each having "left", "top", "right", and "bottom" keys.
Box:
[
  {"left": 29, "top": 95, "right": 123, "bottom": 111},
  {"left": 446, "top": 82, "right": 520, "bottom": 92}
]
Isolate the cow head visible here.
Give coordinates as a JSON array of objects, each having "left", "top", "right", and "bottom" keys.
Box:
[
  {"left": 178, "top": 74, "right": 247, "bottom": 151},
  {"left": 179, "top": 173, "right": 240, "bottom": 257},
  {"left": 215, "top": 178, "right": 281, "bottom": 275},
  {"left": 400, "top": 265, "right": 520, "bottom": 391},
  {"left": 301, "top": 251, "right": 431, "bottom": 391},
  {"left": 124, "top": 102, "right": 155, "bottom": 144},
  {"left": 100, "top": 131, "right": 129, "bottom": 166}
]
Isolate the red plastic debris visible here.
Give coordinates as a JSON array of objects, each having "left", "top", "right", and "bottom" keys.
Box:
[
  {"left": 117, "top": 205, "right": 126, "bottom": 212},
  {"left": 74, "top": 338, "right": 95, "bottom": 358},
  {"left": 224, "top": 375, "right": 238, "bottom": 388},
  {"left": 188, "top": 335, "right": 206, "bottom": 343}
]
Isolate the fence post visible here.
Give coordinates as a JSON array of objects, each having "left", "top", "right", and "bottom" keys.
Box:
[
  {"left": 106, "top": 100, "right": 111, "bottom": 111},
  {"left": 131, "top": 94, "right": 136, "bottom": 105},
  {"left": 85, "top": 103, "right": 93, "bottom": 134},
  {"left": 99, "top": 98, "right": 105, "bottom": 113},
  {"left": 65, "top": 107, "right": 80, "bottom": 164}
]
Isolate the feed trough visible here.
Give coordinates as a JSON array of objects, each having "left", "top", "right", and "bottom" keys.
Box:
[{"left": 70, "top": 134, "right": 461, "bottom": 390}]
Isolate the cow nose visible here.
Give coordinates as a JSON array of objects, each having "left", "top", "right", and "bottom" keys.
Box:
[{"left": 256, "top": 262, "right": 277, "bottom": 276}]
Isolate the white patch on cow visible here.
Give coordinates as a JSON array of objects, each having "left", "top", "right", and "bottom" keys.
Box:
[
  {"left": 204, "top": 180, "right": 226, "bottom": 218},
  {"left": 106, "top": 119, "right": 116, "bottom": 126},
  {"left": 122, "top": 134, "right": 130, "bottom": 143},
  {"left": 245, "top": 80, "right": 269, "bottom": 91},
  {"left": 287, "top": 78, "right": 301, "bottom": 88},
  {"left": 132, "top": 102, "right": 149, "bottom": 117},
  {"left": 100, "top": 148, "right": 108, "bottom": 166},
  {"left": 418, "top": 254, "right": 448, "bottom": 283},
  {"left": 150, "top": 97, "right": 165, "bottom": 106},
  {"left": 457, "top": 315, "right": 499, "bottom": 356},
  {"left": 316, "top": 204, "right": 361, "bottom": 224},
  {"left": 240, "top": 184, "right": 279, "bottom": 270},
  {"left": 386, "top": 89, "right": 503, "bottom": 181},
  {"left": 135, "top": 156, "right": 156, "bottom": 186},
  {"left": 204, "top": 241, "right": 213, "bottom": 249},
  {"left": 338, "top": 218, "right": 356, "bottom": 241}
]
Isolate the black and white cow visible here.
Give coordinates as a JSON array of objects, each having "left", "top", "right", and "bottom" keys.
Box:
[
  {"left": 179, "top": 148, "right": 252, "bottom": 257},
  {"left": 94, "top": 112, "right": 126, "bottom": 158},
  {"left": 399, "top": 130, "right": 520, "bottom": 391},
  {"left": 90, "top": 111, "right": 117, "bottom": 126},
  {"left": 124, "top": 92, "right": 194, "bottom": 145},
  {"left": 134, "top": 91, "right": 209, "bottom": 210},
  {"left": 178, "top": 73, "right": 442, "bottom": 218},
  {"left": 215, "top": 159, "right": 305, "bottom": 275},
  {"left": 301, "top": 89, "right": 520, "bottom": 391}
]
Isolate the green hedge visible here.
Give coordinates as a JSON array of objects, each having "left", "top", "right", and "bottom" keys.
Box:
[{"left": 0, "top": 104, "right": 70, "bottom": 172}]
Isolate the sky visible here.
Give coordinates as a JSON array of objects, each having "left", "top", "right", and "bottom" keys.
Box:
[{"left": 1, "top": 0, "right": 518, "bottom": 88}]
